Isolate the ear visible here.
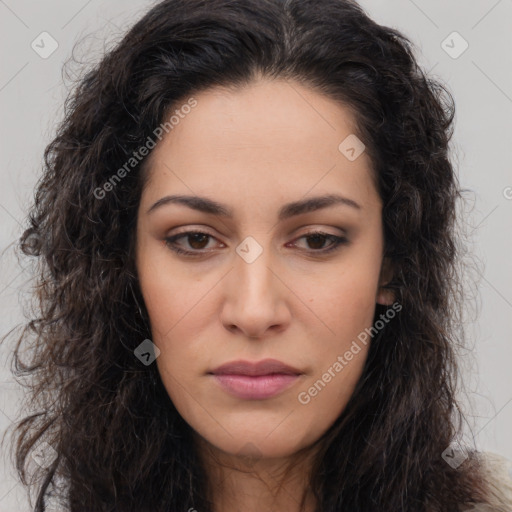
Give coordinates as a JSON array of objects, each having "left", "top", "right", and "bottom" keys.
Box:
[{"left": 376, "top": 256, "right": 394, "bottom": 306}]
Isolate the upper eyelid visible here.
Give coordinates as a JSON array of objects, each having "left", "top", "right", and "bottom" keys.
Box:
[
  {"left": 166, "top": 229, "right": 347, "bottom": 248},
  {"left": 167, "top": 229, "right": 223, "bottom": 244},
  {"left": 167, "top": 224, "right": 347, "bottom": 237},
  {"left": 167, "top": 227, "right": 346, "bottom": 240}
]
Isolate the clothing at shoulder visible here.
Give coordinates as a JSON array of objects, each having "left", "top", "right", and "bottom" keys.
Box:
[{"left": 463, "top": 452, "right": 512, "bottom": 512}]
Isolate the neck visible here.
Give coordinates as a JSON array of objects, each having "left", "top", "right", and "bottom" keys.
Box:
[{"left": 196, "top": 437, "right": 318, "bottom": 512}]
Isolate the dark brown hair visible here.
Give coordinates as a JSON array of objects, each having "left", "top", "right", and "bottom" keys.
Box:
[{"left": 2, "top": 0, "right": 490, "bottom": 510}]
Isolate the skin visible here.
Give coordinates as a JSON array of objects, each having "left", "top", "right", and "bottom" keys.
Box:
[{"left": 135, "top": 77, "right": 394, "bottom": 512}]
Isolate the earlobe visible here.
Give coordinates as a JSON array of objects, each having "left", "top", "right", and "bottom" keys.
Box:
[
  {"left": 376, "top": 287, "right": 395, "bottom": 306},
  {"left": 376, "top": 257, "right": 395, "bottom": 306}
]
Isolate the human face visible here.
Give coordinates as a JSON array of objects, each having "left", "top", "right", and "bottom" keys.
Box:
[{"left": 135, "top": 78, "right": 393, "bottom": 461}]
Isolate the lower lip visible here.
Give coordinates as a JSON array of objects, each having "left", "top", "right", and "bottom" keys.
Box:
[{"left": 212, "top": 373, "right": 300, "bottom": 400}]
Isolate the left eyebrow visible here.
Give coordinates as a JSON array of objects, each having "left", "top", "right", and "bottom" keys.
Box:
[
  {"left": 146, "top": 193, "right": 362, "bottom": 219},
  {"left": 277, "top": 193, "right": 361, "bottom": 220}
]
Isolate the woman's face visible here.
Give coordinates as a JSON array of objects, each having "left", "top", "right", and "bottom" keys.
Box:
[{"left": 135, "top": 78, "right": 393, "bottom": 461}]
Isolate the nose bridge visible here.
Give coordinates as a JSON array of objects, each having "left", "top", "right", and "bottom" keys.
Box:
[{"left": 233, "top": 235, "right": 277, "bottom": 301}]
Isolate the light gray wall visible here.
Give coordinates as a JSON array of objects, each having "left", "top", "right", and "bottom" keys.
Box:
[{"left": 1, "top": 0, "right": 511, "bottom": 509}]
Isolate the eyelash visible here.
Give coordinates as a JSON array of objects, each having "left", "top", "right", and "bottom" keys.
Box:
[{"left": 164, "top": 230, "right": 348, "bottom": 257}]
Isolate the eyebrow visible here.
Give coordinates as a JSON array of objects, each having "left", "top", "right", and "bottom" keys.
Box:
[{"left": 146, "top": 193, "right": 361, "bottom": 220}]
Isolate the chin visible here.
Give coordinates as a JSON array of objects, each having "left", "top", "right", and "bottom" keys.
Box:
[{"left": 197, "top": 426, "right": 319, "bottom": 464}]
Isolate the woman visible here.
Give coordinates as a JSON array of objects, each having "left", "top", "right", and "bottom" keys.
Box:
[{"left": 5, "top": 0, "right": 512, "bottom": 510}]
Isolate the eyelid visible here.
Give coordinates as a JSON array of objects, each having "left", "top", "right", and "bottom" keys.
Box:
[
  {"left": 164, "top": 227, "right": 349, "bottom": 257},
  {"left": 166, "top": 224, "right": 346, "bottom": 239},
  {"left": 165, "top": 226, "right": 346, "bottom": 244},
  {"left": 165, "top": 228, "right": 223, "bottom": 249}
]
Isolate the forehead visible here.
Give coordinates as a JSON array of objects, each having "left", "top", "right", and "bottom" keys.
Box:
[{"left": 141, "top": 79, "right": 381, "bottom": 216}]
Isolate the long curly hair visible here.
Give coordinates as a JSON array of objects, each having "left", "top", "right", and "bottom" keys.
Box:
[{"left": 2, "top": 0, "right": 490, "bottom": 510}]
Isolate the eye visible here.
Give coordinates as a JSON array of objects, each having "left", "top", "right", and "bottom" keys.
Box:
[
  {"left": 164, "top": 230, "right": 222, "bottom": 256},
  {"left": 163, "top": 229, "right": 348, "bottom": 257},
  {"left": 289, "top": 231, "right": 348, "bottom": 254}
]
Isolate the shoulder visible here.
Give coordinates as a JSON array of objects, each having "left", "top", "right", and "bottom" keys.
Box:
[{"left": 463, "top": 452, "right": 512, "bottom": 512}]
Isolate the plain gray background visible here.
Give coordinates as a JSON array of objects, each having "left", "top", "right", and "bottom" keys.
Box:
[{"left": 1, "top": 0, "right": 511, "bottom": 510}]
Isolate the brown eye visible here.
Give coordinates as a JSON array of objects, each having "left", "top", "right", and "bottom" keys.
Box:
[
  {"left": 305, "top": 234, "right": 329, "bottom": 250},
  {"left": 291, "top": 231, "right": 348, "bottom": 254},
  {"left": 164, "top": 230, "right": 221, "bottom": 256},
  {"left": 186, "top": 233, "right": 210, "bottom": 250},
  {"left": 164, "top": 229, "right": 348, "bottom": 258}
]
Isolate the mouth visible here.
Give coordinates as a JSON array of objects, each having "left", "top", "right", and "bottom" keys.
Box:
[{"left": 209, "top": 358, "right": 303, "bottom": 400}]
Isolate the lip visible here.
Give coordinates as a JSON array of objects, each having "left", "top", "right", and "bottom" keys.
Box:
[
  {"left": 211, "top": 358, "right": 302, "bottom": 376},
  {"left": 209, "top": 358, "right": 303, "bottom": 400}
]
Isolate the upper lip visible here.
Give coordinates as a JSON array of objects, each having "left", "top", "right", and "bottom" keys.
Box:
[{"left": 210, "top": 358, "right": 302, "bottom": 376}]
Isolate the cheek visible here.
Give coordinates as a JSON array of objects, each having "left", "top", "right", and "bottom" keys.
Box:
[
  {"left": 296, "top": 343, "right": 369, "bottom": 444},
  {"left": 136, "top": 251, "right": 200, "bottom": 399},
  {"left": 307, "top": 262, "right": 380, "bottom": 346},
  {"left": 293, "top": 257, "right": 379, "bottom": 416},
  {"left": 136, "top": 242, "right": 200, "bottom": 338},
  {"left": 140, "top": 269, "right": 202, "bottom": 372},
  {"left": 296, "top": 279, "right": 375, "bottom": 431}
]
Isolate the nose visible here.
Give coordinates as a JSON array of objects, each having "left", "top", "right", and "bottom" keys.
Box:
[{"left": 220, "top": 241, "right": 291, "bottom": 339}]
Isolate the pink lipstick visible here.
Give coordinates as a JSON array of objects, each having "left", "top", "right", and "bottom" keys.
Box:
[{"left": 209, "top": 358, "right": 302, "bottom": 400}]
